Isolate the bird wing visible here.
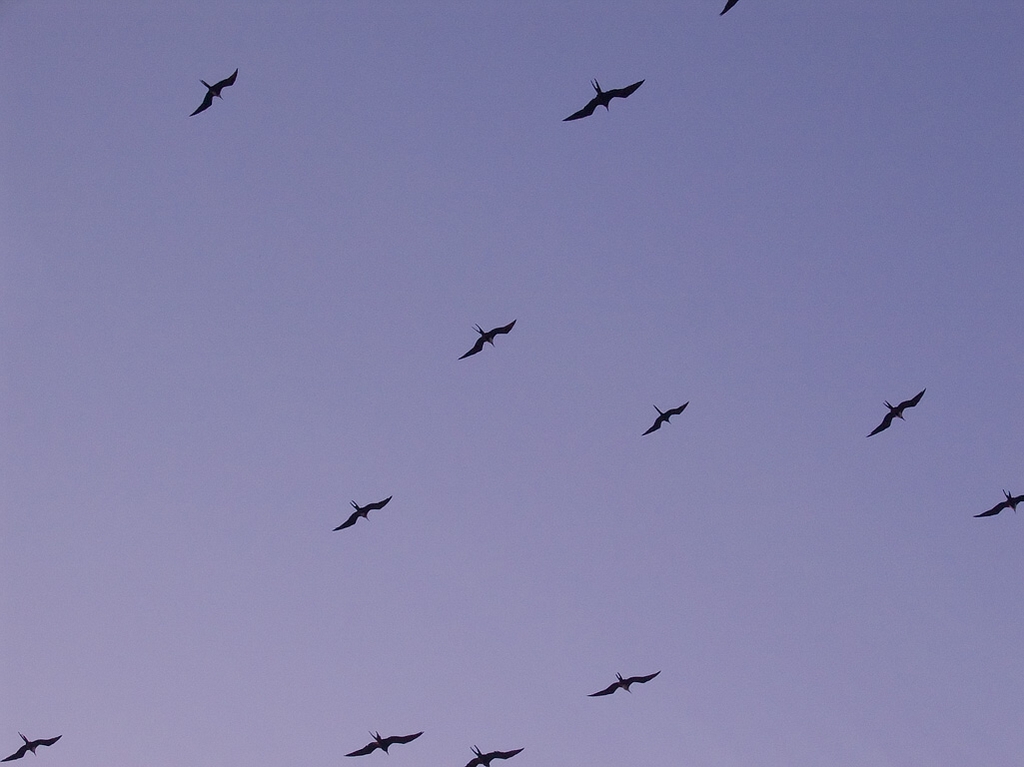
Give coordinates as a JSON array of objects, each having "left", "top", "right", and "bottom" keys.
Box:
[
  {"left": 1, "top": 744, "right": 29, "bottom": 762},
  {"left": 365, "top": 496, "right": 392, "bottom": 512},
  {"left": 459, "top": 335, "right": 488, "bottom": 359},
  {"left": 490, "top": 749, "right": 523, "bottom": 761},
  {"left": 588, "top": 681, "right": 621, "bottom": 696},
  {"left": 720, "top": 0, "right": 740, "bottom": 14},
  {"left": 491, "top": 319, "right": 516, "bottom": 336},
  {"left": 626, "top": 670, "right": 660, "bottom": 685},
  {"left": 642, "top": 416, "right": 665, "bottom": 436},
  {"left": 190, "top": 91, "right": 215, "bottom": 116},
  {"left": 345, "top": 742, "right": 380, "bottom": 757},
  {"left": 867, "top": 411, "right": 894, "bottom": 437},
  {"left": 664, "top": 403, "right": 688, "bottom": 418},
  {"left": 387, "top": 732, "right": 423, "bottom": 746},
  {"left": 463, "top": 757, "right": 483, "bottom": 767},
  {"left": 606, "top": 80, "right": 644, "bottom": 100},
  {"left": 333, "top": 510, "right": 362, "bottom": 531},
  {"left": 975, "top": 500, "right": 1009, "bottom": 518},
  {"left": 215, "top": 69, "right": 238, "bottom": 90},
  {"left": 564, "top": 96, "right": 600, "bottom": 121},
  {"left": 898, "top": 389, "right": 926, "bottom": 411},
  {"left": 32, "top": 738, "right": 60, "bottom": 749}
]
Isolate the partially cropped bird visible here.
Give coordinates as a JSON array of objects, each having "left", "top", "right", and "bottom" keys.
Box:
[
  {"left": 334, "top": 496, "right": 393, "bottom": 531},
  {"left": 459, "top": 320, "right": 516, "bottom": 359},
  {"left": 2, "top": 734, "right": 61, "bottom": 762},
  {"left": 643, "top": 403, "right": 688, "bottom": 435},
  {"left": 190, "top": 68, "right": 238, "bottom": 116},
  {"left": 974, "top": 490, "right": 1024, "bottom": 518},
  {"left": 867, "top": 389, "right": 925, "bottom": 436},
  {"left": 563, "top": 79, "right": 644, "bottom": 121},
  {"left": 463, "top": 746, "right": 523, "bottom": 767},
  {"left": 345, "top": 731, "right": 423, "bottom": 757},
  {"left": 720, "top": 0, "right": 740, "bottom": 14},
  {"left": 588, "top": 670, "right": 661, "bottom": 696}
]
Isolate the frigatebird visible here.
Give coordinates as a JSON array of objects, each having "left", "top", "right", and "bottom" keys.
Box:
[
  {"left": 190, "top": 68, "right": 238, "bottom": 116},
  {"left": 463, "top": 746, "right": 523, "bottom": 767},
  {"left": 588, "top": 670, "right": 660, "bottom": 696},
  {"left": 643, "top": 403, "right": 688, "bottom": 435},
  {"left": 345, "top": 731, "right": 423, "bottom": 757},
  {"left": 975, "top": 490, "right": 1024, "bottom": 518},
  {"left": 867, "top": 388, "right": 925, "bottom": 437},
  {"left": 2, "top": 734, "right": 61, "bottom": 762},
  {"left": 563, "top": 79, "right": 644, "bottom": 121},
  {"left": 459, "top": 320, "right": 516, "bottom": 359},
  {"left": 334, "top": 496, "right": 393, "bottom": 531},
  {"left": 720, "top": 0, "right": 740, "bottom": 14}
]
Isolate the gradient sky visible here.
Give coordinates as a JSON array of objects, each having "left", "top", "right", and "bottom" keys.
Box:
[{"left": 3, "top": 3, "right": 1023, "bottom": 766}]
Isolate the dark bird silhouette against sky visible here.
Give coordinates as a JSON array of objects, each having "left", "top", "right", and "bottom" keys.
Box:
[
  {"left": 588, "top": 670, "right": 661, "bottom": 696},
  {"left": 563, "top": 79, "right": 644, "bottom": 121},
  {"left": 463, "top": 746, "right": 523, "bottom": 767},
  {"left": 345, "top": 731, "right": 423, "bottom": 757},
  {"left": 867, "top": 389, "right": 925, "bottom": 436},
  {"left": 974, "top": 490, "right": 1024, "bottom": 518},
  {"left": 720, "top": 0, "right": 740, "bottom": 14},
  {"left": 2, "top": 734, "right": 61, "bottom": 762},
  {"left": 459, "top": 320, "right": 516, "bottom": 359},
  {"left": 190, "top": 68, "right": 238, "bottom": 116},
  {"left": 334, "top": 496, "right": 393, "bottom": 531},
  {"left": 642, "top": 403, "right": 688, "bottom": 435}
]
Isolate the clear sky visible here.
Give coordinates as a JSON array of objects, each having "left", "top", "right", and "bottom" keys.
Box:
[{"left": 2, "top": 2, "right": 1023, "bottom": 766}]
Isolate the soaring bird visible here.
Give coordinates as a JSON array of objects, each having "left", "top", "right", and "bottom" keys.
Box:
[
  {"left": 643, "top": 403, "right": 688, "bottom": 435},
  {"left": 2, "top": 734, "right": 61, "bottom": 762},
  {"left": 588, "top": 670, "right": 661, "bottom": 696},
  {"left": 459, "top": 320, "right": 516, "bottom": 359},
  {"left": 345, "top": 731, "right": 423, "bottom": 757},
  {"left": 720, "top": 0, "right": 740, "bottom": 14},
  {"left": 463, "top": 746, "right": 523, "bottom": 767},
  {"left": 975, "top": 490, "right": 1024, "bottom": 518},
  {"left": 867, "top": 389, "right": 925, "bottom": 437},
  {"left": 190, "top": 68, "right": 238, "bottom": 116},
  {"left": 334, "top": 496, "right": 393, "bottom": 531},
  {"left": 563, "top": 79, "right": 644, "bottom": 121}
]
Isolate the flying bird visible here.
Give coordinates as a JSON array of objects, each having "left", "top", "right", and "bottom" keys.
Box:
[
  {"left": 190, "top": 68, "right": 238, "bottom": 116},
  {"left": 974, "top": 490, "right": 1024, "bottom": 518},
  {"left": 345, "top": 731, "right": 423, "bottom": 757},
  {"left": 867, "top": 388, "right": 926, "bottom": 437},
  {"left": 563, "top": 79, "right": 644, "bottom": 121},
  {"left": 642, "top": 403, "right": 688, "bottom": 435},
  {"left": 463, "top": 746, "right": 523, "bottom": 767},
  {"left": 588, "top": 670, "right": 661, "bottom": 696},
  {"left": 2, "top": 734, "right": 61, "bottom": 762},
  {"left": 720, "top": 0, "right": 740, "bottom": 14},
  {"left": 334, "top": 496, "right": 393, "bottom": 531},
  {"left": 459, "top": 320, "right": 516, "bottom": 359}
]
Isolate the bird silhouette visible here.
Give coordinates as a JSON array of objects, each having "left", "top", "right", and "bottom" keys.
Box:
[
  {"left": 463, "top": 746, "right": 523, "bottom": 767},
  {"left": 867, "top": 389, "right": 925, "bottom": 436},
  {"left": 190, "top": 68, "right": 238, "bottom": 116},
  {"left": 720, "top": 0, "right": 740, "bottom": 14},
  {"left": 459, "top": 320, "right": 516, "bottom": 359},
  {"left": 643, "top": 403, "right": 688, "bottom": 435},
  {"left": 974, "top": 490, "right": 1024, "bottom": 518},
  {"left": 334, "top": 496, "right": 393, "bottom": 531},
  {"left": 588, "top": 670, "right": 660, "bottom": 696},
  {"left": 345, "top": 731, "right": 423, "bottom": 757},
  {"left": 2, "top": 734, "right": 61, "bottom": 762},
  {"left": 563, "top": 79, "right": 644, "bottom": 121}
]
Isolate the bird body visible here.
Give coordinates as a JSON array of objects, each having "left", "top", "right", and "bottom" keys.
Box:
[
  {"left": 588, "top": 670, "right": 660, "bottom": 696},
  {"left": 563, "top": 79, "right": 644, "bottom": 121},
  {"left": 459, "top": 320, "right": 516, "bottom": 359},
  {"left": 867, "top": 388, "right": 925, "bottom": 436},
  {"left": 345, "top": 731, "right": 423, "bottom": 757},
  {"left": 975, "top": 490, "right": 1024, "bottom": 518},
  {"left": 190, "top": 68, "right": 238, "bottom": 116},
  {"left": 464, "top": 746, "right": 523, "bottom": 767},
  {"left": 2, "top": 734, "right": 61, "bottom": 762},
  {"left": 643, "top": 403, "right": 688, "bottom": 435},
  {"left": 334, "top": 496, "right": 393, "bottom": 531}
]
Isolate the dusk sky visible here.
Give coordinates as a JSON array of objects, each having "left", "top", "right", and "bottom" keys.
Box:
[{"left": 2, "top": 2, "right": 1023, "bottom": 766}]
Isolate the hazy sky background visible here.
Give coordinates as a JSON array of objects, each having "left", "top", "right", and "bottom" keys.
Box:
[{"left": 3, "top": 2, "right": 1023, "bottom": 766}]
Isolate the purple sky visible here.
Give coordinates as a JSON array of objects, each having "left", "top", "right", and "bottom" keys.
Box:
[{"left": 3, "top": 2, "right": 1023, "bottom": 766}]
